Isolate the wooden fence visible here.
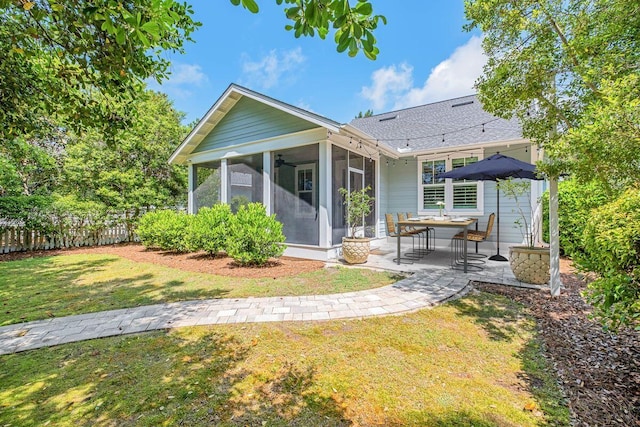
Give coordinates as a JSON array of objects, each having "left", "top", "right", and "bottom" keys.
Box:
[{"left": 0, "top": 224, "right": 137, "bottom": 254}]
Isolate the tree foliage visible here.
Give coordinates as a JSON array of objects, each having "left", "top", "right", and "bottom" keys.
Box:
[
  {"left": 0, "top": 0, "right": 200, "bottom": 139},
  {"left": 63, "top": 90, "right": 188, "bottom": 213},
  {"left": 355, "top": 109, "right": 373, "bottom": 118},
  {"left": 465, "top": 0, "right": 640, "bottom": 190},
  {"left": 232, "top": 0, "right": 386, "bottom": 59},
  {"left": 465, "top": 0, "right": 640, "bottom": 328}
]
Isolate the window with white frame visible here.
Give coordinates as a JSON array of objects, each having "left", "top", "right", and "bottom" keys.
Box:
[{"left": 419, "top": 155, "right": 483, "bottom": 213}]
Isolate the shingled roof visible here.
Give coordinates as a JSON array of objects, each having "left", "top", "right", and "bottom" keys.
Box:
[{"left": 349, "top": 95, "right": 523, "bottom": 153}]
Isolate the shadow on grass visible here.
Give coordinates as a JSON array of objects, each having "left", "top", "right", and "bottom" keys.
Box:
[
  {"left": 451, "top": 290, "right": 571, "bottom": 426},
  {"left": 0, "top": 256, "right": 231, "bottom": 326},
  {"left": 449, "top": 291, "right": 524, "bottom": 341},
  {"left": 0, "top": 329, "right": 350, "bottom": 426}
]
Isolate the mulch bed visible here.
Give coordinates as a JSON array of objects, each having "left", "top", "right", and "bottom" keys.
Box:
[{"left": 475, "top": 259, "right": 640, "bottom": 426}]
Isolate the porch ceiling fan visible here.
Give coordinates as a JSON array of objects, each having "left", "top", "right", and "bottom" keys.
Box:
[{"left": 274, "top": 154, "right": 296, "bottom": 168}]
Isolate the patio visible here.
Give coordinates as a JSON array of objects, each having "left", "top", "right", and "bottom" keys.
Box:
[{"left": 329, "top": 238, "right": 546, "bottom": 290}]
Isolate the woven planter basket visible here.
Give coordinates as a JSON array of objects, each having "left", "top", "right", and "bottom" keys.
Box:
[
  {"left": 509, "top": 246, "right": 550, "bottom": 285},
  {"left": 341, "top": 237, "right": 370, "bottom": 264}
]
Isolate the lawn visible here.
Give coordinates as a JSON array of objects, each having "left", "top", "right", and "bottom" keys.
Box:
[
  {"left": 0, "top": 291, "right": 569, "bottom": 426},
  {"left": 0, "top": 253, "right": 400, "bottom": 326}
]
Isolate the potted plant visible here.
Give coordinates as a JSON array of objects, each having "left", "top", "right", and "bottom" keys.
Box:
[
  {"left": 499, "top": 178, "right": 550, "bottom": 285},
  {"left": 339, "top": 185, "right": 374, "bottom": 264}
]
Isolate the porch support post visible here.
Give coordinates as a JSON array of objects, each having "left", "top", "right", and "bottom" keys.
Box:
[
  {"left": 318, "top": 140, "right": 331, "bottom": 247},
  {"left": 549, "top": 177, "right": 562, "bottom": 296},
  {"left": 187, "top": 162, "right": 197, "bottom": 214},
  {"left": 220, "top": 159, "right": 228, "bottom": 204},
  {"left": 263, "top": 151, "right": 271, "bottom": 215}
]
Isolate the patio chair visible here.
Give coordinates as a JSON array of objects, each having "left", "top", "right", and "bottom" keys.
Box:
[
  {"left": 450, "top": 213, "right": 495, "bottom": 269},
  {"left": 406, "top": 212, "right": 435, "bottom": 254},
  {"left": 385, "top": 213, "right": 420, "bottom": 263},
  {"left": 397, "top": 213, "right": 427, "bottom": 258}
]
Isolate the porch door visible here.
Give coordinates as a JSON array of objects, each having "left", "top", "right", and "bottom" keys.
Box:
[{"left": 348, "top": 167, "right": 365, "bottom": 237}]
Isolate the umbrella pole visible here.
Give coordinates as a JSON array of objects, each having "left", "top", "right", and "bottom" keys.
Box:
[{"left": 489, "top": 183, "right": 508, "bottom": 261}]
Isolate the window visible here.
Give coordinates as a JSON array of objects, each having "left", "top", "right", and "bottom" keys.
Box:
[
  {"left": 295, "top": 163, "right": 315, "bottom": 218},
  {"left": 422, "top": 159, "right": 446, "bottom": 209},
  {"left": 451, "top": 157, "right": 478, "bottom": 209},
  {"left": 419, "top": 155, "right": 482, "bottom": 213}
]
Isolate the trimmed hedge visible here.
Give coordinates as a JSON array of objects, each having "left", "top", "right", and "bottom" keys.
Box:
[
  {"left": 137, "top": 209, "right": 190, "bottom": 252},
  {"left": 226, "top": 203, "right": 285, "bottom": 266},
  {"left": 137, "top": 203, "right": 286, "bottom": 265},
  {"left": 184, "top": 204, "right": 231, "bottom": 255}
]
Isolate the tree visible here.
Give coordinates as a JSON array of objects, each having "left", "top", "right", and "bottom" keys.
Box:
[
  {"left": 233, "top": 0, "right": 386, "bottom": 59},
  {"left": 63, "top": 90, "right": 188, "bottom": 216},
  {"left": 355, "top": 109, "right": 374, "bottom": 118},
  {"left": 0, "top": 0, "right": 200, "bottom": 139},
  {"left": 464, "top": 0, "right": 640, "bottom": 328},
  {"left": 464, "top": 0, "right": 640, "bottom": 191}
]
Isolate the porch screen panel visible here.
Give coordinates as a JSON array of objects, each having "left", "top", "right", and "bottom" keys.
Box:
[
  {"left": 227, "top": 154, "right": 263, "bottom": 212},
  {"left": 364, "top": 157, "right": 376, "bottom": 238},
  {"left": 422, "top": 160, "right": 445, "bottom": 209},
  {"left": 272, "top": 144, "right": 319, "bottom": 245},
  {"left": 331, "top": 146, "right": 348, "bottom": 244},
  {"left": 194, "top": 161, "right": 221, "bottom": 212}
]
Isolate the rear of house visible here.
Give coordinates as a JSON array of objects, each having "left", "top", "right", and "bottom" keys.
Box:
[{"left": 169, "top": 84, "right": 544, "bottom": 260}]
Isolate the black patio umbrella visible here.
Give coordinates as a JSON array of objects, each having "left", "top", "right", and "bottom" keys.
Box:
[{"left": 438, "top": 153, "right": 543, "bottom": 261}]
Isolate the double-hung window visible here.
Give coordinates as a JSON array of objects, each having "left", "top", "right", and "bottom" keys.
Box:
[{"left": 419, "top": 154, "right": 483, "bottom": 214}]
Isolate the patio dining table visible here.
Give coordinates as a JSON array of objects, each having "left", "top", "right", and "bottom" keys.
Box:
[{"left": 396, "top": 217, "right": 478, "bottom": 272}]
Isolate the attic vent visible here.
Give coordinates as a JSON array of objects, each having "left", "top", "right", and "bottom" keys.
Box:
[
  {"left": 379, "top": 115, "right": 398, "bottom": 122},
  {"left": 451, "top": 100, "right": 474, "bottom": 108}
]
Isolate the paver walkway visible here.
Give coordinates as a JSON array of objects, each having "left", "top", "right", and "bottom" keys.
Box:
[{"left": 0, "top": 265, "right": 544, "bottom": 356}]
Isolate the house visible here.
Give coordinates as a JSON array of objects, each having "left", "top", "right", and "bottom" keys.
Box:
[{"left": 169, "top": 83, "right": 544, "bottom": 261}]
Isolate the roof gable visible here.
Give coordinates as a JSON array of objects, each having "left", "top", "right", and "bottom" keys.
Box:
[{"left": 169, "top": 84, "right": 341, "bottom": 165}]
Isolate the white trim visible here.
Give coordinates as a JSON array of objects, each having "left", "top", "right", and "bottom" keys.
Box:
[
  {"left": 319, "top": 141, "right": 331, "bottom": 247},
  {"left": 406, "top": 138, "right": 530, "bottom": 158},
  {"left": 187, "top": 163, "right": 196, "bottom": 214},
  {"left": 220, "top": 159, "right": 228, "bottom": 204},
  {"left": 263, "top": 151, "right": 271, "bottom": 215}
]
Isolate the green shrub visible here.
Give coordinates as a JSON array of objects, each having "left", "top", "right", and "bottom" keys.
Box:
[
  {"left": 579, "top": 189, "right": 640, "bottom": 330},
  {"left": 542, "top": 179, "right": 609, "bottom": 257},
  {"left": 0, "top": 195, "right": 54, "bottom": 233},
  {"left": 49, "top": 195, "right": 109, "bottom": 245},
  {"left": 137, "top": 209, "right": 190, "bottom": 252},
  {"left": 184, "top": 204, "right": 231, "bottom": 255},
  {"left": 226, "top": 203, "right": 285, "bottom": 266}
]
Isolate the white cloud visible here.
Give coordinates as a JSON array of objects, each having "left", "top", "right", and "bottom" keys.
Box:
[
  {"left": 167, "top": 63, "right": 208, "bottom": 86},
  {"left": 360, "top": 63, "right": 414, "bottom": 110},
  {"left": 147, "top": 62, "right": 209, "bottom": 100},
  {"left": 240, "top": 48, "right": 306, "bottom": 89},
  {"left": 360, "top": 36, "right": 487, "bottom": 111}
]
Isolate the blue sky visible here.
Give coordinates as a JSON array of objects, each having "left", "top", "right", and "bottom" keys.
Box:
[{"left": 150, "top": 1, "right": 486, "bottom": 125}]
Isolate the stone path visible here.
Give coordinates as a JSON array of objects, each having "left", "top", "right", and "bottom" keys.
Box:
[{"left": 0, "top": 267, "right": 542, "bottom": 355}]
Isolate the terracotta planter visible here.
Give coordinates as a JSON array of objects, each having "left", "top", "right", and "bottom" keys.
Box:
[
  {"left": 509, "top": 246, "right": 550, "bottom": 285},
  {"left": 342, "top": 237, "right": 370, "bottom": 264}
]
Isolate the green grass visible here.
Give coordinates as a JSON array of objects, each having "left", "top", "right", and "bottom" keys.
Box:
[
  {"left": 0, "top": 254, "right": 400, "bottom": 326},
  {"left": 0, "top": 291, "right": 570, "bottom": 426}
]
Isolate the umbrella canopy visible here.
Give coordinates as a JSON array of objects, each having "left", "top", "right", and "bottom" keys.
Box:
[
  {"left": 437, "top": 153, "right": 541, "bottom": 181},
  {"left": 437, "top": 153, "right": 543, "bottom": 261}
]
